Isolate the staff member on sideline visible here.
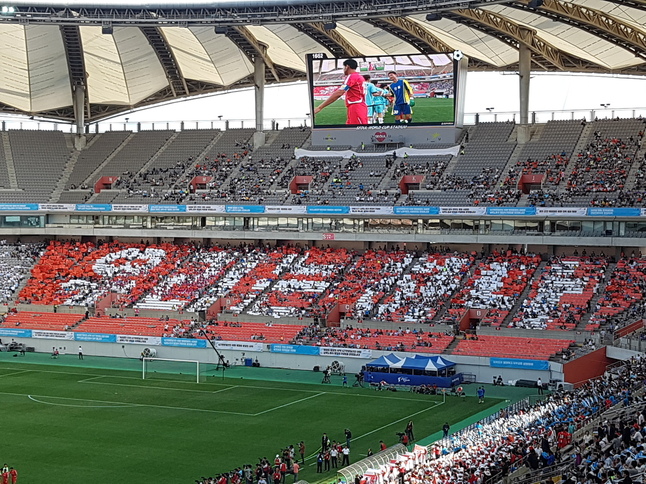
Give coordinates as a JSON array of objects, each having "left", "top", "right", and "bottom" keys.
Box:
[
  {"left": 314, "top": 59, "right": 368, "bottom": 125},
  {"left": 78, "top": 345, "right": 84, "bottom": 360}
]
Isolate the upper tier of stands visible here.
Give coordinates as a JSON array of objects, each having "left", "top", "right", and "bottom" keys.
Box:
[{"left": 0, "top": 117, "right": 642, "bottom": 206}]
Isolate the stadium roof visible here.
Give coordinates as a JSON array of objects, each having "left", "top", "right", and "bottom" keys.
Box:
[{"left": 0, "top": 0, "right": 644, "bottom": 122}]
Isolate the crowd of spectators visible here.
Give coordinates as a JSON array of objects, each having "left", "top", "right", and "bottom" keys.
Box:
[
  {"left": 193, "top": 354, "right": 646, "bottom": 484},
  {"left": 566, "top": 133, "right": 641, "bottom": 196},
  {"left": 449, "top": 250, "right": 541, "bottom": 313},
  {"left": 351, "top": 356, "right": 646, "bottom": 484},
  {"left": 511, "top": 256, "right": 607, "bottom": 330},
  {"left": 0, "top": 241, "right": 45, "bottom": 303}
]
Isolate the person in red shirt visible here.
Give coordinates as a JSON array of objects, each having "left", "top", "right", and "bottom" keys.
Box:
[
  {"left": 8, "top": 468, "right": 15, "bottom": 484},
  {"left": 314, "top": 59, "right": 368, "bottom": 125},
  {"left": 1, "top": 470, "right": 8, "bottom": 484}
]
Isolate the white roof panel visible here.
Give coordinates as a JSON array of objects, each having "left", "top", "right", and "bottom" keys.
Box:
[
  {"left": 0, "top": 25, "right": 72, "bottom": 112},
  {"left": 162, "top": 27, "right": 224, "bottom": 85},
  {"left": 192, "top": 27, "right": 254, "bottom": 87}
]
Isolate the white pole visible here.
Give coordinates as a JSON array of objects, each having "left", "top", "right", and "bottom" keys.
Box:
[
  {"left": 197, "top": 361, "right": 200, "bottom": 384},
  {"left": 142, "top": 358, "right": 146, "bottom": 380}
]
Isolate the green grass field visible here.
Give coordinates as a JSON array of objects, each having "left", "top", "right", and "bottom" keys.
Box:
[
  {"left": 313, "top": 97, "right": 454, "bottom": 126},
  {"left": 0, "top": 353, "right": 520, "bottom": 484}
]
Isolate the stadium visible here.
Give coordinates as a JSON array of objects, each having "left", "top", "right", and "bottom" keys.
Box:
[{"left": 0, "top": 0, "right": 645, "bottom": 483}]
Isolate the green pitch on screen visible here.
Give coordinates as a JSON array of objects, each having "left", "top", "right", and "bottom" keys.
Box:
[{"left": 313, "top": 97, "right": 454, "bottom": 126}]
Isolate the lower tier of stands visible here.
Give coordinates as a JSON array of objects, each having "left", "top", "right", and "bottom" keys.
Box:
[{"left": 0, "top": 312, "right": 575, "bottom": 360}]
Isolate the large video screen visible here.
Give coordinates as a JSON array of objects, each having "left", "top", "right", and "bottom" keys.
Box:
[{"left": 308, "top": 53, "right": 455, "bottom": 128}]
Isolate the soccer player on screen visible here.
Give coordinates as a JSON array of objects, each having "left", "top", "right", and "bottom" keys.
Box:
[
  {"left": 387, "top": 71, "right": 414, "bottom": 124},
  {"left": 314, "top": 59, "right": 368, "bottom": 125},
  {"left": 363, "top": 75, "right": 386, "bottom": 125},
  {"left": 374, "top": 82, "right": 389, "bottom": 125}
]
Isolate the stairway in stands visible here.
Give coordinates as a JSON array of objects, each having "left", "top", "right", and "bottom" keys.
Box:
[
  {"left": 49, "top": 135, "right": 102, "bottom": 203},
  {"left": 445, "top": 337, "right": 461, "bottom": 354},
  {"left": 366, "top": 254, "right": 416, "bottom": 319},
  {"left": 575, "top": 261, "right": 617, "bottom": 331},
  {"left": 430, "top": 259, "right": 478, "bottom": 324},
  {"left": 498, "top": 260, "right": 547, "bottom": 328}
]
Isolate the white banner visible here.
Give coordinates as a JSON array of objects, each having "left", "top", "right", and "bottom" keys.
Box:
[
  {"left": 319, "top": 347, "right": 373, "bottom": 359},
  {"left": 439, "top": 206, "right": 487, "bottom": 215},
  {"left": 265, "top": 205, "right": 308, "bottom": 214},
  {"left": 111, "top": 204, "right": 148, "bottom": 212},
  {"left": 31, "top": 330, "right": 75, "bottom": 340},
  {"left": 214, "top": 341, "right": 264, "bottom": 352},
  {"left": 349, "top": 206, "right": 394, "bottom": 215},
  {"left": 536, "top": 207, "right": 587, "bottom": 216},
  {"left": 185, "top": 205, "right": 227, "bottom": 213},
  {"left": 116, "top": 334, "right": 162, "bottom": 345},
  {"left": 295, "top": 145, "right": 460, "bottom": 159},
  {"left": 38, "top": 204, "right": 75, "bottom": 211}
]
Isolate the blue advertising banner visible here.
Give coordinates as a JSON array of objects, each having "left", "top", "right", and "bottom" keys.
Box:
[
  {"left": 75, "top": 204, "right": 112, "bottom": 212},
  {"left": 162, "top": 338, "right": 207, "bottom": 348},
  {"left": 306, "top": 206, "right": 351, "bottom": 215},
  {"left": 270, "top": 344, "right": 320, "bottom": 355},
  {"left": 74, "top": 333, "right": 117, "bottom": 343},
  {"left": 393, "top": 206, "right": 440, "bottom": 215},
  {"left": 149, "top": 205, "right": 187, "bottom": 213},
  {"left": 486, "top": 207, "right": 537, "bottom": 216},
  {"left": 225, "top": 205, "right": 265, "bottom": 214},
  {"left": 587, "top": 207, "right": 642, "bottom": 217},
  {"left": 490, "top": 357, "right": 550, "bottom": 371},
  {"left": 0, "top": 203, "right": 39, "bottom": 211},
  {"left": 0, "top": 328, "right": 32, "bottom": 337}
]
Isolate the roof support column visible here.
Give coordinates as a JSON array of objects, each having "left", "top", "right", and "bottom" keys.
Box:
[
  {"left": 517, "top": 43, "right": 531, "bottom": 144},
  {"left": 73, "top": 85, "right": 87, "bottom": 149},
  {"left": 253, "top": 54, "right": 266, "bottom": 150}
]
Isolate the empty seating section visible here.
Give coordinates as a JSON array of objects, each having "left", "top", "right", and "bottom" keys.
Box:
[
  {"left": 5, "top": 131, "right": 72, "bottom": 202},
  {"left": 444, "top": 122, "right": 515, "bottom": 180},
  {"left": 450, "top": 253, "right": 542, "bottom": 326},
  {"left": 2, "top": 311, "right": 84, "bottom": 331},
  {"left": 0, "top": 135, "right": 11, "bottom": 189},
  {"left": 452, "top": 335, "right": 574, "bottom": 359},
  {"left": 200, "top": 321, "right": 305, "bottom": 343},
  {"left": 375, "top": 254, "right": 471, "bottom": 323},
  {"left": 84, "top": 131, "right": 174, "bottom": 203},
  {"left": 586, "top": 258, "right": 646, "bottom": 331},
  {"left": 75, "top": 316, "right": 193, "bottom": 336},
  {"left": 291, "top": 325, "right": 454, "bottom": 353},
  {"left": 65, "top": 131, "right": 131, "bottom": 190},
  {"left": 247, "top": 247, "right": 353, "bottom": 318},
  {"left": 511, "top": 257, "right": 606, "bottom": 330}
]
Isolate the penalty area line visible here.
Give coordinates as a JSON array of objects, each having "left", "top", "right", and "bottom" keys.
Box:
[{"left": 0, "top": 390, "right": 255, "bottom": 416}]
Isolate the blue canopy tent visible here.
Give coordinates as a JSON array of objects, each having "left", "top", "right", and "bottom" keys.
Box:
[{"left": 363, "top": 353, "right": 462, "bottom": 388}]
